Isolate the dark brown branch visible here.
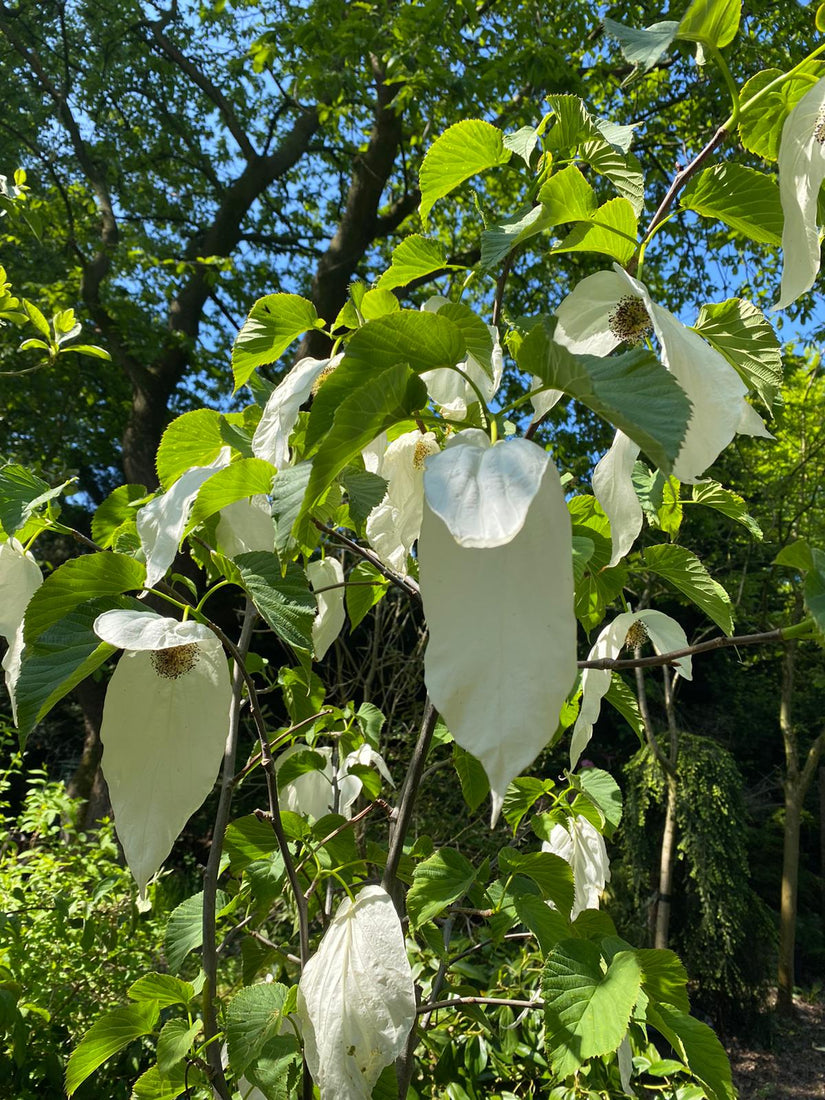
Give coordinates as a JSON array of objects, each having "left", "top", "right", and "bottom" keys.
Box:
[{"left": 579, "top": 625, "right": 809, "bottom": 672}]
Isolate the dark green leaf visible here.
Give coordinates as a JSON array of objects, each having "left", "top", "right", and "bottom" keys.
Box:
[
  {"left": 91, "top": 485, "right": 148, "bottom": 549},
  {"left": 406, "top": 847, "right": 477, "bottom": 927},
  {"left": 226, "top": 982, "right": 290, "bottom": 1076},
  {"left": 498, "top": 849, "right": 574, "bottom": 915},
  {"left": 164, "top": 890, "right": 228, "bottom": 973},
  {"left": 452, "top": 745, "right": 490, "bottom": 812},
  {"left": 647, "top": 1003, "right": 734, "bottom": 1100},
  {"left": 0, "top": 464, "right": 72, "bottom": 535},
  {"left": 643, "top": 544, "right": 734, "bottom": 634},
  {"left": 24, "top": 554, "right": 146, "bottom": 645},
  {"left": 235, "top": 553, "right": 316, "bottom": 651}
]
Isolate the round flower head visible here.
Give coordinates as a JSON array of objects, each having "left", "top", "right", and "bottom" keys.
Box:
[{"left": 93, "top": 609, "right": 233, "bottom": 899}]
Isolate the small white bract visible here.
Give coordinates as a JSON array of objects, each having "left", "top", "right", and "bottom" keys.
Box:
[
  {"left": 252, "top": 354, "right": 341, "bottom": 469},
  {"left": 93, "top": 610, "right": 232, "bottom": 899},
  {"left": 276, "top": 742, "right": 393, "bottom": 821},
  {"left": 570, "top": 609, "right": 692, "bottom": 767},
  {"left": 215, "top": 495, "right": 275, "bottom": 557},
  {"left": 0, "top": 538, "right": 43, "bottom": 723},
  {"left": 297, "top": 885, "right": 416, "bottom": 1100},
  {"left": 364, "top": 429, "right": 438, "bottom": 572},
  {"left": 306, "top": 557, "right": 346, "bottom": 660},
  {"left": 543, "top": 816, "right": 611, "bottom": 919},
  {"left": 419, "top": 295, "right": 503, "bottom": 419}
]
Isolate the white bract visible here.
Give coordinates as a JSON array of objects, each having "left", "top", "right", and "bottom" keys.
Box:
[
  {"left": 543, "top": 816, "right": 611, "bottom": 920},
  {"left": 364, "top": 429, "right": 439, "bottom": 572},
  {"left": 93, "top": 609, "right": 232, "bottom": 899},
  {"left": 276, "top": 742, "right": 393, "bottom": 821},
  {"left": 0, "top": 538, "right": 43, "bottom": 723},
  {"left": 554, "top": 266, "right": 770, "bottom": 486},
  {"left": 420, "top": 296, "right": 503, "bottom": 418},
  {"left": 591, "top": 430, "right": 644, "bottom": 567},
  {"left": 570, "top": 609, "right": 692, "bottom": 767},
  {"left": 215, "top": 496, "right": 275, "bottom": 557},
  {"left": 306, "top": 557, "right": 346, "bottom": 660},
  {"left": 774, "top": 75, "right": 825, "bottom": 311},
  {"left": 137, "top": 450, "right": 230, "bottom": 588},
  {"left": 419, "top": 432, "right": 577, "bottom": 822},
  {"left": 252, "top": 355, "right": 339, "bottom": 468},
  {"left": 297, "top": 885, "right": 415, "bottom": 1100}
]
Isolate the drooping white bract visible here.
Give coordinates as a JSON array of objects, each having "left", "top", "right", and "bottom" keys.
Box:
[
  {"left": 569, "top": 609, "right": 692, "bottom": 768},
  {"left": 252, "top": 355, "right": 339, "bottom": 469},
  {"left": 93, "top": 609, "right": 232, "bottom": 898},
  {"left": 591, "top": 430, "right": 643, "bottom": 567},
  {"left": 542, "top": 816, "right": 611, "bottom": 920},
  {"left": 364, "top": 429, "right": 439, "bottom": 572},
  {"left": 419, "top": 432, "right": 577, "bottom": 823},
  {"left": 215, "top": 496, "right": 275, "bottom": 557},
  {"left": 423, "top": 429, "right": 551, "bottom": 548},
  {"left": 137, "top": 449, "right": 230, "bottom": 589},
  {"left": 529, "top": 379, "right": 563, "bottom": 424},
  {"left": 276, "top": 742, "right": 393, "bottom": 821},
  {"left": 420, "top": 296, "right": 503, "bottom": 419},
  {"left": 554, "top": 266, "right": 770, "bottom": 485},
  {"left": 0, "top": 538, "right": 43, "bottom": 723},
  {"left": 775, "top": 76, "right": 825, "bottom": 310},
  {"left": 306, "top": 557, "right": 346, "bottom": 660},
  {"left": 297, "top": 885, "right": 416, "bottom": 1100}
]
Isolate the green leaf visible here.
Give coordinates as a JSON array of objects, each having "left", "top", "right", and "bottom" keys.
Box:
[
  {"left": 157, "top": 1018, "right": 202, "bottom": 1075},
  {"left": 270, "top": 461, "right": 313, "bottom": 559},
  {"left": 578, "top": 768, "right": 623, "bottom": 834},
  {"left": 513, "top": 893, "right": 570, "bottom": 955},
  {"left": 64, "top": 343, "right": 111, "bottom": 360},
  {"left": 234, "top": 553, "right": 315, "bottom": 651},
  {"left": 774, "top": 539, "right": 814, "bottom": 572},
  {"left": 604, "top": 675, "right": 644, "bottom": 742},
  {"left": 406, "top": 847, "right": 477, "bottom": 927},
  {"left": 498, "top": 849, "right": 574, "bottom": 915},
  {"left": 0, "top": 464, "right": 72, "bottom": 535},
  {"left": 299, "top": 363, "right": 428, "bottom": 527},
  {"left": 65, "top": 1002, "right": 159, "bottom": 1095},
  {"left": 23, "top": 299, "right": 50, "bottom": 339},
  {"left": 23, "top": 553, "right": 146, "bottom": 645},
  {"left": 128, "top": 973, "right": 194, "bottom": 1009},
  {"left": 602, "top": 18, "right": 679, "bottom": 72},
  {"left": 155, "top": 409, "right": 224, "bottom": 490},
  {"left": 339, "top": 467, "right": 387, "bottom": 530},
  {"left": 571, "top": 535, "right": 595, "bottom": 585},
  {"left": 503, "top": 125, "right": 539, "bottom": 164},
  {"left": 480, "top": 205, "right": 553, "bottom": 269},
  {"left": 345, "top": 560, "right": 389, "bottom": 629},
  {"left": 643, "top": 544, "right": 734, "bottom": 634},
  {"left": 581, "top": 142, "right": 645, "bottom": 217},
  {"left": 91, "top": 485, "right": 148, "bottom": 548},
  {"left": 553, "top": 197, "right": 637, "bottom": 265},
  {"left": 305, "top": 311, "right": 464, "bottom": 453},
  {"left": 678, "top": 0, "right": 740, "bottom": 48},
  {"left": 681, "top": 164, "right": 782, "bottom": 246},
  {"left": 419, "top": 119, "right": 511, "bottom": 221},
  {"left": 232, "top": 294, "right": 321, "bottom": 390},
  {"left": 543, "top": 940, "right": 642, "bottom": 1079},
  {"left": 130, "top": 1062, "right": 190, "bottom": 1100},
  {"left": 226, "top": 982, "right": 290, "bottom": 1076},
  {"left": 15, "top": 598, "right": 137, "bottom": 747},
  {"left": 738, "top": 64, "right": 825, "bottom": 161},
  {"left": 436, "top": 301, "right": 494, "bottom": 377},
  {"left": 452, "top": 745, "right": 490, "bottom": 812},
  {"left": 164, "top": 890, "right": 228, "bottom": 973},
  {"left": 647, "top": 1003, "right": 734, "bottom": 1100},
  {"left": 691, "top": 482, "right": 762, "bottom": 538},
  {"left": 224, "top": 814, "right": 279, "bottom": 872},
  {"left": 185, "top": 458, "right": 277, "bottom": 534},
  {"left": 375, "top": 236, "right": 461, "bottom": 291},
  {"left": 636, "top": 948, "right": 690, "bottom": 1014},
  {"left": 817, "top": 3, "right": 825, "bottom": 32},
  {"left": 243, "top": 1034, "right": 302, "bottom": 1100},
  {"left": 502, "top": 776, "right": 551, "bottom": 831},
  {"left": 693, "top": 298, "right": 782, "bottom": 412},
  {"left": 658, "top": 475, "right": 683, "bottom": 538},
  {"left": 538, "top": 165, "right": 597, "bottom": 224},
  {"left": 517, "top": 317, "right": 690, "bottom": 472},
  {"left": 360, "top": 288, "right": 400, "bottom": 319},
  {"left": 804, "top": 547, "right": 825, "bottom": 637}
]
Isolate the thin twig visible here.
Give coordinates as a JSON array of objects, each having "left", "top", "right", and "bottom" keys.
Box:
[
  {"left": 313, "top": 520, "right": 421, "bottom": 599},
  {"left": 417, "top": 996, "right": 541, "bottom": 1016},
  {"left": 578, "top": 624, "right": 811, "bottom": 671}
]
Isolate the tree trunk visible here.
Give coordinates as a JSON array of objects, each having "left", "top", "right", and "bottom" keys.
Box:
[
  {"left": 655, "top": 773, "right": 678, "bottom": 949},
  {"left": 777, "top": 786, "right": 802, "bottom": 1014},
  {"left": 66, "top": 677, "right": 111, "bottom": 830}
]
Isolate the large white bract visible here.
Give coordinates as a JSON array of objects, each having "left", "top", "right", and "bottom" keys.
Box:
[
  {"left": 297, "top": 885, "right": 416, "bottom": 1100},
  {"left": 590, "top": 429, "right": 643, "bottom": 567},
  {"left": 137, "top": 450, "right": 230, "bottom": 588},
  {"left": 306, "top": 557, "right": 346, "bottom": 660},
  {"left": 774, "top": 75, "right": 825, "bottom": 311},
  {"left": 276, "top": 742, "right": 393, "bottom": 821},
  {"left": 570, "top": 609, "right": 692, "bottom": 767},
  {"left": 554, "top": 265, "right": 770, "bottom": 486},
  {"left": 93, "top": 609, "right": 232, "bottom": 898},
  {"left": 543, "top": 816, "right": 611, "bottom": 919},
  {"left": 364, "top": 429, "right": 438, "bottom": 572},
  {"left": 0, "top": 538, "right": 43, "bottom": 723},
  {"left": 419, "top": 433, "right": 577, "bottom": 822}
]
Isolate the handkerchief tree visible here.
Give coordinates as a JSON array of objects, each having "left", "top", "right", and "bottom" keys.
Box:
[{"left": 3, "top": 1, "right": 825, "bottom": 1096}]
